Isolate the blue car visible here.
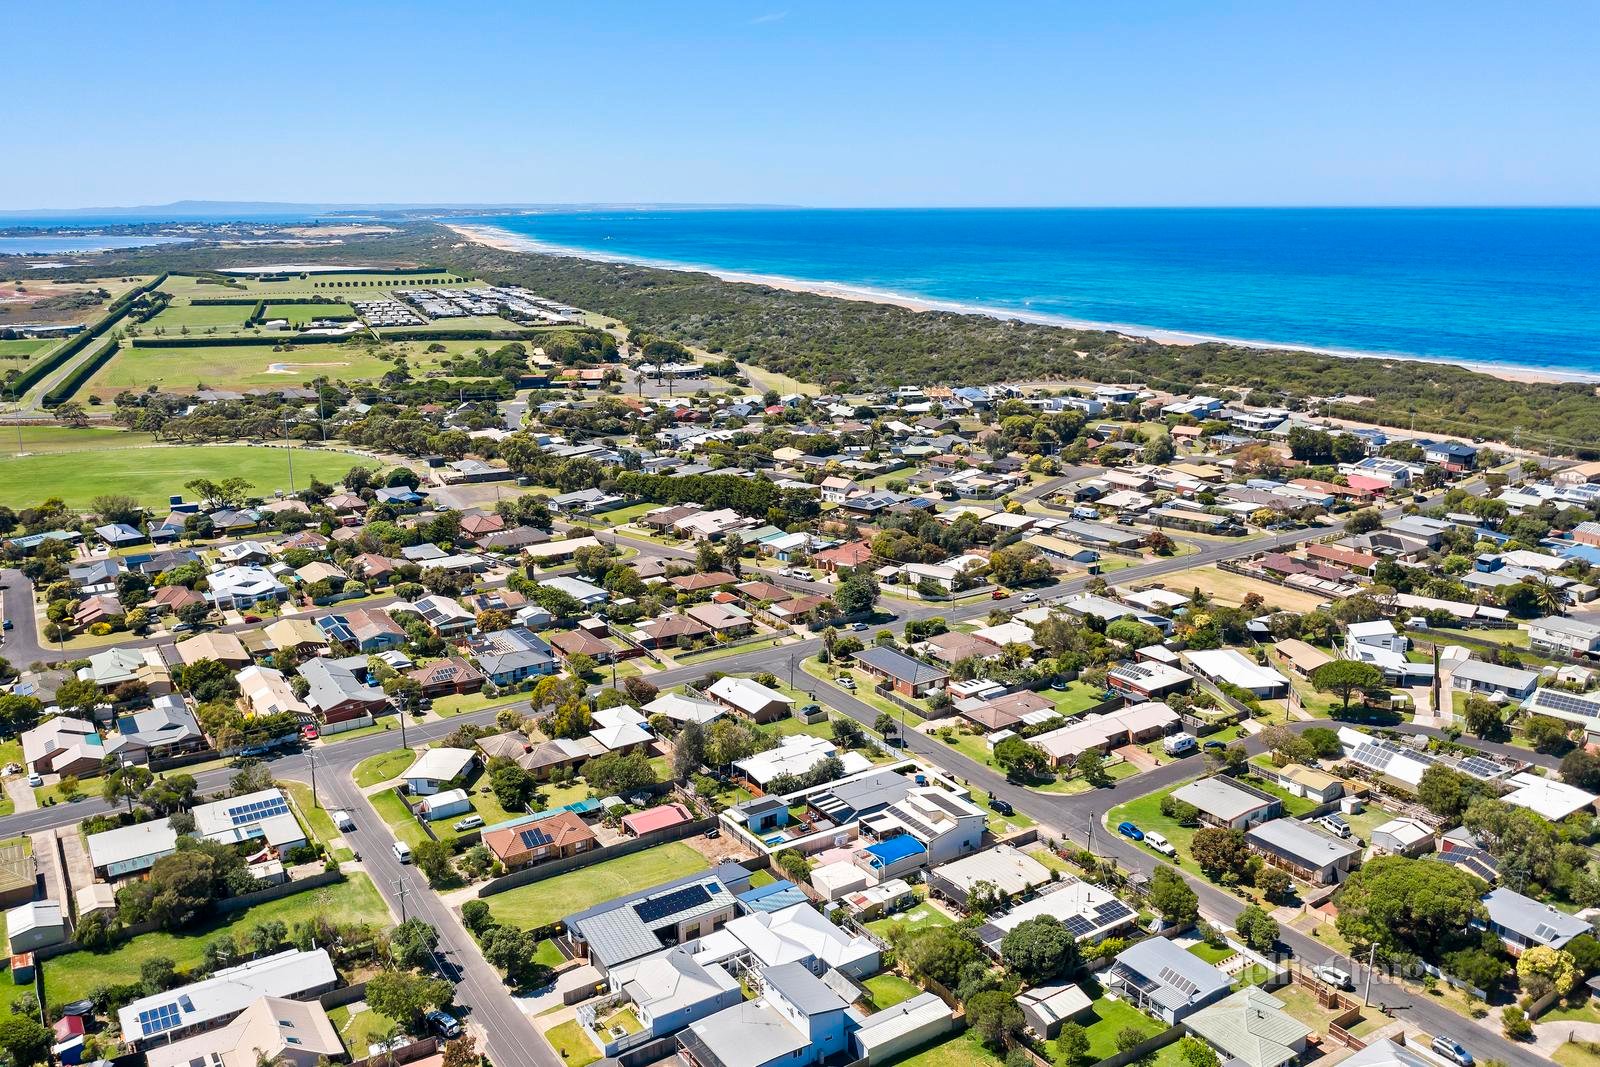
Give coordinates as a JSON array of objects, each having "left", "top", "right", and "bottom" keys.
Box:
[{"left": 1117, "top": 821, "right": 1144, "bottom": 841}]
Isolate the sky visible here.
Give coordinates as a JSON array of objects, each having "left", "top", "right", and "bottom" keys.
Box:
[{"left": 5, "top": 0, "right": 1598, "bottom": 210}]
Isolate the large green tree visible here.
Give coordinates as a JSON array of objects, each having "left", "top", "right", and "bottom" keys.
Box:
[{"left": 1334, "top": 855, "right": 1487, "bottom": 958}]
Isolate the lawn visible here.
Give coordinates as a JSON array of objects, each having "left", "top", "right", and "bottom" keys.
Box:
[
  {"left": 0, "top": 444, "right": 378, "bottom": 508},
  {"left": 40, "top": 874, "right": 390, "bottom": 1006},
  {"left": 5, "top": 425, "right": 157, "bottom": 453},
  {"left": 534, "top": 938, "right": 567, "bottom": 969},
  {"left": 863, "top": 973, "right": 922, "bottom": 1010},
  {"left": 1041, "top": 681, "right": 1108, "bottom": 716},
  {"left": 865, "top": 900, "right": 952, "bottom": 939},
  {"left": 0, "top": 338, "right": 54, "bottom": 361},
  {"left": 1105, "top": 784, "right": 1204, "bottom": 877},
  {"left": 328, "top": 1002, "right": 399, "bottom": 1056},
  {"left": 889, "top": 1030, "right": 1003, "bottom": 1067},
  {"left": 144, "top": 304, "right": 253, "bottom": 331},
  {"left": 1188, "top": 942, "right": 1236, "bottom": 965},
  {"left": 369, "top": 790, "right": 432, "bottom": 849},
  {"left": 281, "top": 779, "right": 340, "bottom": 843},
  {"left": 544, "top": 1020, "right": 600, "bottom": 1067},
  {"left": 486, "top": 842, "right": 710, "bottom": 930},
  {"left": 266, "top": 303, "right": 357, "bottom": 323},
  {"left": 88, "top": 340, "right": 398, "bottom": 397},
  {"left": 353, "top": 748, "right": 417, "bottom": 788},
  {"left": 433, "top": 689, "right": 525, "bottom": 718},
  {"left": 1074, "top": 997, "right": 1162, "bottom": 1063},
  {"left": 1555, "top": 1042, "right": 1600, "bottom": 1067}
]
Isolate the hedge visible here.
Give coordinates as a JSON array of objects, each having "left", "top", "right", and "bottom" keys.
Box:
[
  {"left": 129, "top": 336, "right": 355, "bottom": 349},
  {"left": 376, "top": 329, "right": 543, "bottom": 342},
  {"left": 42, "top": 335, "right": 121, "bottom": 407}
]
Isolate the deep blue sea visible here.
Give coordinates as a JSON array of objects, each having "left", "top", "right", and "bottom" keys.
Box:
[{"left": 457, "top": 207, "right": 1600, "bottom": 377}]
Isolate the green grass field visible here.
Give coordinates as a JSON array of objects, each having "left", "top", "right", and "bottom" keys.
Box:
[
  {"left": 7, "top": 425, "right": 156, "bottom": 453},
  {"left": 863, "top": 973, "right": 922, "bottom": 1010},
  {"left": 544, "top": 1020, "right": 600, "bottom": 1067},
  {"left": 370, "top": 790, "right": 432, "bottom": 849},
  {"left": 328, "top": 1002, "right": 399, "bottom": 1058},
  {"left": 0, "top": 444, "right": 377, "bottom": 507},
  {"left": 158, "top": 272, "right": 475, "bottom": 301},
  {"left": 353, "top": 748, "right": 417, "bottom": 788},
  {"left": 891, "top": 1031, "right": 1004, "bottom": 1067},
  {"left": 0, "top": 338, "right": 55, "bottom": 362},
  {"left": 40, "top": 875, "right": 389, "bottom": 1006},
  {"left": 144, "top": 304, "right": 253, "bottom": 331},
  {"left": 266, "top": 303, "right": 356, "bottom": 323},
  {"left": 88, "top": 340, "right": 398, "bottom": 396},
  {"left": 1074, "top": 997, "right": 1162, "bottom": 1063},
  {"left": 486, "top": 843, "right": 710, "bottom": 930}
]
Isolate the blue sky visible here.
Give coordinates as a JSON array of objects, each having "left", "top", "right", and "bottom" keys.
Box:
[{"left": 5, "top": 1, "right": 1597, "bottom": 209}]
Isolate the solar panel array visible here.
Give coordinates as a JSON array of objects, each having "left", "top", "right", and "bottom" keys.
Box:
[
  {"left": 1529, "top": 689, "right": 1600, "bottom": 720},
  {"left": 138, "top": 1002, "right": 183, "bottom": 1037},
  {"left": 1347, "top": 738, "right": 1437, "bottom": 775},
  {"left": 1535, "top": 922, "right": 1560, "bottom": 942},
  {"left": 634, "top": 882, "right": 711, "bottom": 924},
  {"left": 517, "top": 827, "right": 553, "bottom": 850},
  {"left": 1061, "top": 914, "right": 1097, "bottom": 938},
  {"left": 1156, "top": 965, "right": 1200, "bottom": 998},
  {"left": 226, "top": 794, "right": 290, "bottom": 827},
  {"left": 1095, "top": 899, "right": 1136, "bottom": 925},
  {"left": 1456, "top": 755, "right": 1512, "bottom": 781}
]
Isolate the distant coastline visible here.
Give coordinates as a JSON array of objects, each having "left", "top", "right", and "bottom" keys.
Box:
[{"left": 445, "top": 220, "right": 1600, "bottom": 387}]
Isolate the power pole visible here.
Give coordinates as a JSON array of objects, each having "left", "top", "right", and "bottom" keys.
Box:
[
  {"left": 398, "top": 692, "right": 409, "bottom": 752},
  {"left": 393, "top": 877, "right": 411, "bottom": 924},
  {"left": 1362, "top": 941, "right": 1376, "bottom": 1007},
  {"left": 306, "top": 750, "right": 321, "bottom": 810}
]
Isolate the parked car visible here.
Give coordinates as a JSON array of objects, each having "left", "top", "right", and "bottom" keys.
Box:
[
  {"left": 989, "top": 796, "right": 1015, "bottom": 817},
  {"left": 1317, "top": 815, "right": 1352, "bottom": 839},
  {"left": 426, "top": 1011, "right": 463, "bottom": 1040},
  {"left": 1313, "top": 965, "right": 1353, "bottom": 990},
  {"left": 453, "top": 815, "right": 485, "bottom": 831},
  {"left": 836, "top": 675, "right": 856, "bottom": 690},
  {"left": 1430, "top": 1037, "right": 1473, "bottom": 1067},
  {"left": 1143, "top": 831, "right": 1176, "bottom": 857},
  {"left": 1203, "top": 740, "right": 1226, "bottom": 750},
  {"left": 1117, "top": 821, "right": 1144, "bottom": 841},
  {"left": 59, "top": 1000, "right": 95, "bottom": 1018},
  {"left": 300, "top": 725, "right": 319, "bottom": 741},
  {"left": 392, "top": 841, "right": 413, "bottom": 864},
  {"left": 26, "top": 773, "right": 42, "bottom": 787}
]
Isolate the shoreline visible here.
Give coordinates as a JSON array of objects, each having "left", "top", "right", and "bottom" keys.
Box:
[{"left": 444, "top": 221, "right": 1600, "bottom": 386}]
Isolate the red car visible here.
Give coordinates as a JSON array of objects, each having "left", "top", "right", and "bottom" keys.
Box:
[{"left": 301, "top": 725, "right": 320, "bottom": 741}]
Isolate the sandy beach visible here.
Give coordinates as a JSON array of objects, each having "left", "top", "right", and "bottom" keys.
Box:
[{"left": 445, "top": 222, "right": 1599, "bottom": 387}]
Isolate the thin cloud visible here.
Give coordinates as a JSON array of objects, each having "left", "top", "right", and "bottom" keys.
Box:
[{"left": 750, "top": 11, "right": 788, "bottom": 24}]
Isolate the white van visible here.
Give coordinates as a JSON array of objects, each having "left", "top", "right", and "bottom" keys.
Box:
[
  {"left": 1144, "top": 832, "right": 1177, "bottom": 857},
  {"left": 333, "top": 810, "right": 355, "bottom": 833},
  {"left": 392, "top": 841, "right": 413, "bottom": 864}
]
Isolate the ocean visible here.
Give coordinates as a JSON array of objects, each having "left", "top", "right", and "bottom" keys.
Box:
[{"left": 455, "top": 207, "right": 1600, "bottom": 377}]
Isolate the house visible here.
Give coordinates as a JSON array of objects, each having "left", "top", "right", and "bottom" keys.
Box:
[
  {"left": 622, "top": 803, "right": 695, "bottom": 837},
  {"left": 1346, "top": 620, "right": 1407, "bottom": 657},
  {"left": 638, "top": 613, "right": 713, "bottom": 648},
  {"left": 1106, "top": 936, "right": 1232, "bottom": 1023},
  {"left": 646, "top": 691, "right": 726, "bottom": 727},
  {"left": 88, "top": 816, "right": 181, "bottom": 878},
  {"left": 1181, "top": 648, "right": 1288, "bottom": 698},
  {"left": 1371, "top": 817, "right": 1436, "bottom": 856},
  {"left": 1480, "top": 886, "right": 1590, "bottom": 953},
  {"left": 144, "top": 996, "right": 342, "bottom": 1067},
  {"left": 672, "top": 571, "right": 739, "bottom": 594},
  {"left": 237, "top": 665, "right": 311, "bottom": 718},
  {"left": 117, "top": 949, "right": 338, "bottom": 1049},
  {"left": 550, "top": 627, "right": 616, "bottom": 663},
  {"left": 1184, "top": 988, "right": 1312, "bottom": 1067},
  {"left": 21, "top": 716, "right": 103, "bottom": 777},
  {"left": 482, "top": 810, "right": 597, "bottom": 870},
  {"left": 407, "top": 593, "right": 477, "bottom": 635},
  {"left": 174, "top": 632, "right": 252, "bottom": 668},
  {"left": 927, "top": 844, "right": 1052, "bottom": 906},
  {"left": 408, "top": 656, "right": 486, "bottom": 697},
  {"left": 567, "top": 868, "right": 745, "bottom": 972},
  {"left": 1245, "top": 819, "right": 1362, "bottom": 884},
  {"left": 80, "top": 645, "right": 170, "bottom": 693},
  {"left": 735, "top": 735, "right": 855, "bottom": 789},
  {"left": 1501, "top": 771, "right": 1598, "bottom": 821},
  {"left": 1263, "top": 763, "right": 1344, "bottom": 804},
  {"left": 263, "top": 617, "right": 328, "bottom": 656},
  {"left": 812, "top": 540, "right": 873, "bottom": 573},
  {"left": 316, "top": 607, "right": 405, "bottom": 652},
  {"left": 685, "top": 602, "right": 756, "bottom": 637},
  {"left": 601, "top": 947, "right": 742, "bottom": 1050},
  {"left": 708, "top": 902, "right": 880, "bottom": 978},
  {"left": 1031, "top": 701, "right": 1178, "bottom": 766},
  {"left": 193, "top": 788, "right": 306, "bottom": 854},
  {"left": 104, "top": 698, "right": 206, "bottom": 764},
  {"left": 1273, "top": 638, "right": 1332, "bottom": 678},
  {"left": 298, "top": 657, "right": 387, "bottom": 726},
  {"left": 470, "top": 627, "right": 558, "bottom": 685},
  {"left": 5, "top": 902, "right": 65, "bottom": 954},
  {"left": 707, "top": 676, "right": 794, "bottom": 724},
  {"left": 678, "top": 963, "right": 853, "bottom": 1067},
  {"left": 403, "top": 747, "right": 477, "bottom": 795},
  {"left": 1171, "top": 777, "right": 1282, "bottom": 829},
  {"left": 205, "top": 566, "right": 288, "bottom": 610},
  {"left": 1106, "top": 660, "right": 1193, "bottom": 699},
  {"left": 1450, "top": 659, "right": 1539, "bottom": 701},
  {"left": 852, "top": 646, "right": 950, "bottom": 697},
  {"left": 976, "top": 877, "right": 1138, "bottom": 951},
  {"left": 73, "top": 592, "right": 122, "bottom": 630},
  {"left": 919, "top": 630, "right": 1003, "bottom": 665},
  {"left": 1526, "top": 615, "right": 1600, "bottom": 657}
]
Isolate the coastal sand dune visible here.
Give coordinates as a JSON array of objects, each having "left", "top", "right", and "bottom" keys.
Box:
[{"left": 444, "top": 221, "right": 1594, "bottom": 388}]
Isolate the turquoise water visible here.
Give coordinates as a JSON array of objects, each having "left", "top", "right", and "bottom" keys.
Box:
[{"left": 458, "top": 207, "right": 1600, "bottom": 376}]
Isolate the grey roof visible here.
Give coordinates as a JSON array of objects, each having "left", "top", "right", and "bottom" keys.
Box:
[
  {"left": 568, "top": 866, "right": 744, "bottom": 968},
  {"left": 682, "top": 1000, "right": 810, "bottom": 1067},
  {"left": 116, "top": 949, "right": 334, "bottom": 1042},
  {"left": 1483, "top": 886, "right": 1590, "bottom": 947},
  {"left": 1172, "top": 777, "right": 1277, "bottom": 822},
  {"left": 808, "top": 768, "right": 920, "bottom": 824},
  {"left": 1246, "top": 819, "right": 1362, "bottom": 869},
  {"left": 1111, "top": 936, "right": 1231, "bottom": 1013},
  {"left": 763, "top": 962, "right": 849, "bottom": 1016},
  {"left": 852, "top": 645, "right": 949, "bottom": 686},
  {"left": 1184, "top": 987, "right": 1311, "bottom": 1067},
  {"left": 1450, "top": 660, "right": 1540, "bottom": 691},
  {"left": 298, "top": 656, "right": 384, "bottom": 713},
  {"left": 1339, "top": 1040, "right": 1432, "bottom": 1067}
]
